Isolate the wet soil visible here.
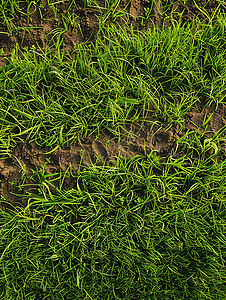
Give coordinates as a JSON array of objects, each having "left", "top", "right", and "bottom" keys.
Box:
[{"left": 1, "top": 0, "right": 226, "bottom": 215}]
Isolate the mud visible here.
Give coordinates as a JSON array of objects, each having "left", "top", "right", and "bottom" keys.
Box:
[{"left": 1, "top": 0, "right": 226, "bottom": 215}]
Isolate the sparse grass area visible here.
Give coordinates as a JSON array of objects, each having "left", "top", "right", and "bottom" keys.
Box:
[{"left": 0, "top": 0, "right": 226, "bottom": 299}]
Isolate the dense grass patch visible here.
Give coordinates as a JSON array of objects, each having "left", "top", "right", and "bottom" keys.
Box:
[{"left": 1, "top": 152, "right": 226, "bottom": 299}]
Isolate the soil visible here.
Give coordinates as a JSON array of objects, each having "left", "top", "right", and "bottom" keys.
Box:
[{"left": 0, "top": 0, "right": 226, "bottom": 217}]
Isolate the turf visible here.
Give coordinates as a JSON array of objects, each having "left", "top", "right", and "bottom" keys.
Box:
[{"left": 0, "top": 0, "right": 226, "bottom": 299}]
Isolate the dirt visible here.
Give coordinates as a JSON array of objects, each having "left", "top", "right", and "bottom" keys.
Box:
[
  {"left": 0, "top": 0, "right": 226, "bottom": 216},
  {"left": 0, "top": 0, "right": 224, "bottom": 67}
]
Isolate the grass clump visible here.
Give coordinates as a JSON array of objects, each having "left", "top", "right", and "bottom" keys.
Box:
[
  {"left": 1, "top": 151, "right": 226, "bottom": 299},
  {"left": 1, "top": 16, "right": 226, "bottom": 145}
]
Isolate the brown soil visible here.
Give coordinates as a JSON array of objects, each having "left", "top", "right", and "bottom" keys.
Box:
[
  {"left": 0, "top": 0, "right": 225, "bottom": 67},
  {"left": 0, "top": 0, "right": 226, "bottom": 215}
]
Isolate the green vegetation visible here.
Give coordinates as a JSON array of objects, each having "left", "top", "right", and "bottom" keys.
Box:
[
  {"left": 1, "top": 153, "right": 226, "bottom": 299},
  {"left": 1, "top": 15, "right": 226, "bottom": 146},
  {"left": 0, "top": 0, "right": 226, "bottom": 299}
]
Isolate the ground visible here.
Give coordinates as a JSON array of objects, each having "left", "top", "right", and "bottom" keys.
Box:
[{"left": 0, "top": 0, "right": 226, "bottom": 214}]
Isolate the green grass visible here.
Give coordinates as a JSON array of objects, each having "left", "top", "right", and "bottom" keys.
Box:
[
  {"left": 1, "top": 152, "right": 226, "bottom": 299},
  {"left": 0, "top": 1, "right": 226, "bottom": 299},
  {"left": 0, "top": 0, "right": 225, "bottom": 37},
  {"left": 1, "top": 15, "right": 226, "bottom": 147}
]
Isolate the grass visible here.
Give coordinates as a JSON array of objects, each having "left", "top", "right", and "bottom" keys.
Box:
[
  {"left": 1, "top": 152, "right": 226, "bottom": 299},
  {"left": 0, "top": 0, "right": 224, "bottom": 37},
  {"left": 1, "top": 15, "right": 226, "bottom": 146},
  {"left": 0, "top": 0, "right": 226, "bottom": 299}
]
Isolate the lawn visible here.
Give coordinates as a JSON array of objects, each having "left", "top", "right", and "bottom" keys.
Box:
[{"left": 0, "top": 0, "right": 226, "bottom": 299}]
